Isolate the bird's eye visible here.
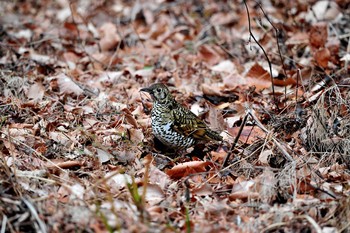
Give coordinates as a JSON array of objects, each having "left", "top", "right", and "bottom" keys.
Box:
[{"left": 156, "top": 88, "right": 161, "bottom": 92}]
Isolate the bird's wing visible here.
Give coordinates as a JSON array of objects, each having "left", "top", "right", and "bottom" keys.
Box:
[{"left": 170, "top": 104, "right": 216, "bottom": 141}]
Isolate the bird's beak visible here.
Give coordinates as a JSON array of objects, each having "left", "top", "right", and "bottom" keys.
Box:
[{"left": 140, "top": 87, "right": 152, "bottom": 93}]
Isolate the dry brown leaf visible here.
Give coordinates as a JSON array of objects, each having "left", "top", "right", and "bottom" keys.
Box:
[
  {"left": 149, "top": 166, "right": 171, "bottom": 190},
  {"left": 272, "top": 77, "right": 297, "bottom": 86},
  {"left": 201, "top": 83, "right": 223, "bottom": 96},
  {"left": 210, "top": 12, "right": 237, "bottom": 25},
  {"left": 99, "top": 22, "right": 120, "bottom": 51},
  {"left": 207, "top": 102, "right": 225, "bottom": 131},
  {"left": 285, "top": 32, "right": 309, "bottom": 45},
  {"left": 222, "top": 73, "right": 246, "bottom": 88},
  {"left": 245, "top": 63, "right": 271, "bottom": 90},
  {"left": 192, "top": 183, "right": 213, "bottom": 196},
  {"left": 314, "top": 48, "right": 330, "bottom": 68},
  {"left": 198, "top": 44, "right": 221, "bottom": 65},
  {"left": 166, "top": 161, "right": 213, "bottom": 179},
  {"left": 309, "top": 22, "right": 328, "bottom": 49},
  {"left": 63, "top": 51, "right": 80, "bottom": 68},
  {"left": 128, "top": 128, "right": 144, "bottom": 144},
  {"left": 210, "top": 150, "right": 227, "bottom": 163},
  {"left": 227, "top": 126, "right": 265, "bottom": 144},
  {"left": 122, "top": 108, "right": 139, "bottom": 128}
]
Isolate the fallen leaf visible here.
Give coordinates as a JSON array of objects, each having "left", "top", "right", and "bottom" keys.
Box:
[
  {"left": 99, "top": 22, "right": 120, "bottom": 51},
  {"left": 227, "top": 126, "right": 265, "bottom": 144},
  {"left": 138, "top": 183, "right": 165, "bottom": 205},
  {"left": 192, "top": 183, "right": 213, "bottom": 196},
  {"left": 166, "top": 161, "right": 213, "bottom": 179},
  {"left": 55, "top": 73, "right": 84, "bottom": 95},
  {"left": 258, "top": 149, "right": 273, "bottom": 165},
  {"left": 27, "top": 83, "right": 45, "bottom": 102},
  {"left": 96, "top": 148, "right": 113, "bottom": 163},
  {"left": 245, "top": 63, "right": 271, "bottom": 90},
  {"left": 210, "top": 60, "right": 236, "bottom": 73},
  {"left": 309, "top": 22, "right": 328, "bottom": 49},
  {"left": 305, "top": 1, "right": 342, "bottom": 23},
  {"left": 198, "top": 44, "right": 221, "bottom": 65},
  {"left": 314, "top": 48, "right": 330, "bottom": 68}
]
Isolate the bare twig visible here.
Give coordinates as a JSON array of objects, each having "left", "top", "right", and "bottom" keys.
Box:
[
  {"left": 22, "top": 198, "right": 47, "bottom": 233},
  {"left": 222, "top": 113, "right": 249, "bottom": 168},
  {"left": 243, "top": 0, "right": 278, "bottom": 108}
]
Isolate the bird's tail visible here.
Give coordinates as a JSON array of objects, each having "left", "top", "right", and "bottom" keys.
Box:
[{"left": 206, "top": 129, "right": 223, "bottom": 141}]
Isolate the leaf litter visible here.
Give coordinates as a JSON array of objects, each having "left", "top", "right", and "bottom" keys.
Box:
[{"left": 1, "top": 0, "right": 350, "bottom": 232}]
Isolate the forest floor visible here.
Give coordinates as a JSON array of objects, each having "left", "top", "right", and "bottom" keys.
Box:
[{"left": 1, "top": 0, "right": 350, "bottom": 232}]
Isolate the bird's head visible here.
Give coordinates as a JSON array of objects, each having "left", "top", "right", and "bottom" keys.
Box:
[{"left": 140, "top": 83, "right": 172, "bottom": 104}]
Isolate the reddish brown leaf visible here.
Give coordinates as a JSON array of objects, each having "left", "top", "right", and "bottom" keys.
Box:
[
  {"left": 166, "top": 161, "right": 213, "bottom": 179},
  {"left": 198, "top": 45, "right": 221, "bottom": 65},
  {"left": 309, "top": 22, "right": 328, "bottom": 49},
  {"left": 314, "top": 48, "right": 331, "bottom": 68}
]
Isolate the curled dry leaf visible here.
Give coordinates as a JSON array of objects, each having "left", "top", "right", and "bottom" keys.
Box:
[
  {"left": 207, "top": 102, "right": 225, "bottom": 131},
  {"left": 63, "top": 51, "right": 80, "bottom": 69},
  {"left": 8, "top": 127, "right": 33, "bottom": 142},
  {"left": 222, "top": 73, "right": 246, "bottom": 88},
  {"left": 48, "top": 131, "right": 70, "bottom": 145},
  {"left": 285, "top": 32, "right": 309, "bottom": 45},
  {"left": 147, "top": 206, "right": 165, "bottom": 222},
  {"left": 166, "top": 161, "right": 213, "bottom": 179},
  {"left": 132, "top": 68, "right": 154, "bottom": 78},
  {"left": 122, "top": 108, "right": 139, "bottom": 128},
  {"left": 210, "top": 12, "right": 237, "bottom": 26},
  {"left": 90, "top": 53, "right": 110, "bottom": 69},
  {"left": 98, "top": 71, "right": 123, "bottom": 83}
]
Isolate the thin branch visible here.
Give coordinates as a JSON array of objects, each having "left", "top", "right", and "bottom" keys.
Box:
[{"left": 243, "top": 0, "right": 278, "bottom": 108}]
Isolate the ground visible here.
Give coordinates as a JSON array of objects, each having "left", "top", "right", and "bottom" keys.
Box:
[{"left": 1, "top": 0, "right": 350, "bottom": 232}]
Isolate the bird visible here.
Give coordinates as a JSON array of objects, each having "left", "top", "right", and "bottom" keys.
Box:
[{"left": 140, "top": 83, "right": 222, "bottom": 149}]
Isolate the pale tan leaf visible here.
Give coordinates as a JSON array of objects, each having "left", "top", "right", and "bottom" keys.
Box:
[
  {"left": 56, "top": 73, "right": 84, "bottom": 95},
  {"left": 27, "top": 82, "right": 45, "bottom": 102}
]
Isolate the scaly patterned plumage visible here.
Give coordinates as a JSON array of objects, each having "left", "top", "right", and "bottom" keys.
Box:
[{"left": 140, "top": 83, "right": 222, "bottom": 149}]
